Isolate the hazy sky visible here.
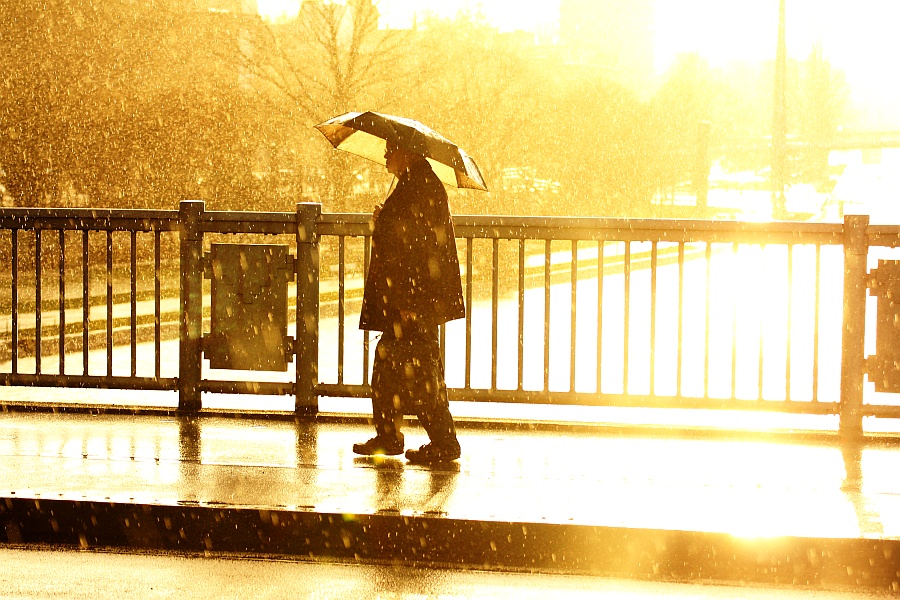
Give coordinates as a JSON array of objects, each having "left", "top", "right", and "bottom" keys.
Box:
[
  {"left": 258, "top": 1, "right": 898, "bottom": 74},
  {"left": 376, "top": 0, "right": 559, "bottom": 34},
  {"left": 257, "top": 0, "right": 559, "bottom": 33},
  {"left": 257, "top": 0, "right": 900, "bottom": 126}
]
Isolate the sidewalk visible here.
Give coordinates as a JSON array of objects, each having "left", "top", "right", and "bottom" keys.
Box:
[{"left": 2, "top": 408, "right": 900, "bottom": 589}]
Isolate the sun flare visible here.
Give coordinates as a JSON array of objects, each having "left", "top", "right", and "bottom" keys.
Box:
[{"left": 257, "top": 0, "right": 300, "bottom": 21}]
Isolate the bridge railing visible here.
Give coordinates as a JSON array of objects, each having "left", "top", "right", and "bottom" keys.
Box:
[
  {"left": 317, "top": 211, "right": 865, "bottom": 427},
  {"left": 0, "top": 201, "right": 894, "bottom": 436},
  {"left": 0, "top": 208, "right": 181, "bottom": 392}
]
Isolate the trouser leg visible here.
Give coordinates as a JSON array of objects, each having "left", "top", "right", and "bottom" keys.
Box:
[
  {"left": 370, "top": 335, "right": 404, "bottom": 443},
  {"left": 370, "top": 322, "right": 459, "bottom": 450},
  {"left": 409, "top": 325, "right": 459, "bottom": 450},
  {"left": 414, "top": 369, "right": 459, "bottom": 450}
]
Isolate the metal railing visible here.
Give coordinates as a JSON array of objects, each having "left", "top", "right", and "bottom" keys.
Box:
[
  {"left": 0, "top": 201, "right": 896, "bottom": 437},
  {"left": 316, "top": 213, "right": 858, "bottom": 421},
  {"left": 0, "top": 209, "right": 180, "bottom": 391}
]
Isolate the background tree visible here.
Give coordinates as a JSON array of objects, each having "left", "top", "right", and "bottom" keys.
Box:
[
  {"left": 643, "top": 54, "right": 789, "bottom": 214},
  {"left": 225, "top": 0, "right": 413, "bottom": 210},
  {"left": 0, "top": 0, "right": 274, "bottom": 209},
  {"left": 798, "top": 45, "right": 848, "bottom": 186},
  {"left": 535, "top": 74, "right": 653, "bottom": 217},
  {"left": 395, "top": 14, "right": 658, "bottom": 217},
  {"left": 0, "top": 0, "right": 115, "bottom": 206},
  {"left": 647, "top": 54, "right": 720, "bottom": 206},
  {"left": 396, "top": 15, "right": 542, "bottom": 215},
  {"left": 1, "top": 2, "right": 850, "bottom": 217}
]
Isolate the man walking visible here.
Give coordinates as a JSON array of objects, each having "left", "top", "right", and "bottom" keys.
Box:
[{"left": 352, "top": 141, "right": 465, "bottom": 464}]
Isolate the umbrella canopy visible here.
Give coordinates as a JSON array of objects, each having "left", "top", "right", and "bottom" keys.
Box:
[{"left": 314, "top": 111, "right": 488, "bottom": 192}]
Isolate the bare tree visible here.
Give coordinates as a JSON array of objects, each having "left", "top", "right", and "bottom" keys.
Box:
[
  {"left": 228, "top": 1, "right": 411, "bottom": 120},
  {"left": 222, "top": 1, "right": 412, "bottom": 209},
  {"left": 0, "top": 0, "right": 280, "bottom": 209},
  {"left": 396, "top": 15, "right": 546, "bottom": 214}
]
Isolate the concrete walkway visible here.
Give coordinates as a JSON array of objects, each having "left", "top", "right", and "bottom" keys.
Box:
[{"left": 2, "top": 408, "right": 900, "bottom": 589}]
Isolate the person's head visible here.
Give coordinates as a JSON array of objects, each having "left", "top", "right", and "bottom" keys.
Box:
[{"left": 384, "top": 141, "right": 421, "bottom": 177}]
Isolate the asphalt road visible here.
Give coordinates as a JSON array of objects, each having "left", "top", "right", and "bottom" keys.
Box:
[{"left": 0, "top": 546, "right": 893, "bottom": 599}]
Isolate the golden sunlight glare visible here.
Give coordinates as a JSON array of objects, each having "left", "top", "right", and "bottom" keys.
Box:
[
  {"left": 261, "top": 0, "right": 900, "bottom": 120},
  {"left": 257, "top": 0, "right": 300, "bottom": 21}
]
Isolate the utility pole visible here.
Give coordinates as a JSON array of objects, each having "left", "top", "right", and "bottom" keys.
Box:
[{"left": 772, "top": 0, "right": 788, "bottom": 218}]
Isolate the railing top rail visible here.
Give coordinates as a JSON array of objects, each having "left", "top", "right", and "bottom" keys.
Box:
[
  {"left": 451, "top": 215, "right": 846, "bottom": 244},
  {"left": 0, "top": 206, "right": 882, "bottom": 246},
  {"left": 200, "top": 210, "right": 296, "bottom": 235},
  {"left": 453, "top": 214, "right": 842, "bottom": 231},
  {"left": 0, "top": 208, "right": 180, "bottom": 231},
  {"left": 318, "top": 213, "right": 371, "bottom": 237},
  {"left": 867, "top": 225, "right": 900, "bottom": 248},
  {"left": 319, "top": 213, "right": 847, "bottom": 244},
  {"left": 307, "top": 213, "right": 847, "bottom": 244}
]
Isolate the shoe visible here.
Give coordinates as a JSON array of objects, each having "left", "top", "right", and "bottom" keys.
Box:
[
  {"left": 352, "top": 436, "right": 404, "bottom": 456},
  {"left": 405, "top": 442, "right": 461, "bottom": 464}
]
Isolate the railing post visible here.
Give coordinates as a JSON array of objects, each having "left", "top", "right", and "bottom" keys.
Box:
[
  {"left": 295, "top": 202, "right": 321, "bottom": 417},
  {"left": 839, "top": 214, "right": 869, "bottom": 442},
  {"left": 178, "top": 200, "right": 204, "bottom": 413}
]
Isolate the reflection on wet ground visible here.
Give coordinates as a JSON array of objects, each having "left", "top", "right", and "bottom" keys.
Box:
[
  {"left": 2, "top": 545, "right": 892, "bottom": 600},
  {"left": 1, "top": 410, "right": 900, "bottom": 540}
]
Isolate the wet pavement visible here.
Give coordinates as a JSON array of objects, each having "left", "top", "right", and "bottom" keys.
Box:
[
  {"left": 1, "top": 546, "right": 893, "bottom": 599},
  {"left": 3, "top": 408, "right": 900, "bottom": 589}
]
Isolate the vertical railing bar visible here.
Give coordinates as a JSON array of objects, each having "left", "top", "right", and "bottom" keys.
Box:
[
  {"left": 731, "top": 243, "right": 738, "bottom": 400},
  {"left": 517, "top": 238, "right": 525, "bottom": 391},
  {"left": 11, "top": 229, "right": 17, "bottom": 374},
  {"left": 839, "top": 214, "right": 868, "bottom": 439},
  {"left": 293, "top": 201, "right": 319, "bottom": 415},
  {"left": 813, "top": 244, "right": 821, "bottom": 402},
  {"left": 623, "top": 241, "right": 631, "bottom": 394},
  {"left": 650, "top": 241, "right": 658, "bottom": 397},
  {"left": 596, "top": 241, "right": 604, "bottom": 394},
  {"left": 82, "top": 230, "right": 89, "bottom": 376},
  {"left": 465, "top": 237, "right": 473, "bottom": 390},
  {"left": 491, "top": 238, "right": 499, "bottom": 392},
  {"left": 758, "top": 244, "right": 766, "bottom": 401},
  {"left": 130, "top": 230, "right": 137, "bottom": 378},
  {"left": 59, "top": 229, "right": 66, "bottom": 375},
  {"left": 107, "top": 230, "right": 113, "bottom": 377},
  {"left": 704, "top": 242, "right": 712, "bottom": 399},
  {"left": 677, "top": 242, "right": 685, "bottom": 397},
  {"left": 570, "top": 239, "right": 578, "bottom": 393},
  {"left": 154, "top": 229, "right": 161, "bottom": 379},
  {"left": 177, "top": 200, "right": 205, "bottom": 412},
  {"left": 786, "top": 243, "right": 793, "bottom": 401},
  {"left": 35, "top": 228, "right": 42, "bottom": 375},
  {"left": 544, "top": 239, "right": 551, "bottom": 392},
  {"left": 337, "top": 235, "right": 345, "bottom": 385},
  {"left": 362, "top": 236, "right": 371, "bottom": 386}
]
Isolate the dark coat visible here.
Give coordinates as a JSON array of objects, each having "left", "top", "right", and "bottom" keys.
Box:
[{"left": 359, "top": 159, "right": 466, "bottom": 332}]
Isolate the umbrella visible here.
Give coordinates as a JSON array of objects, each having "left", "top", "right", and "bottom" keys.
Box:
[{"left": 314, "top": 111, "right": 488, "bottom": 192}]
